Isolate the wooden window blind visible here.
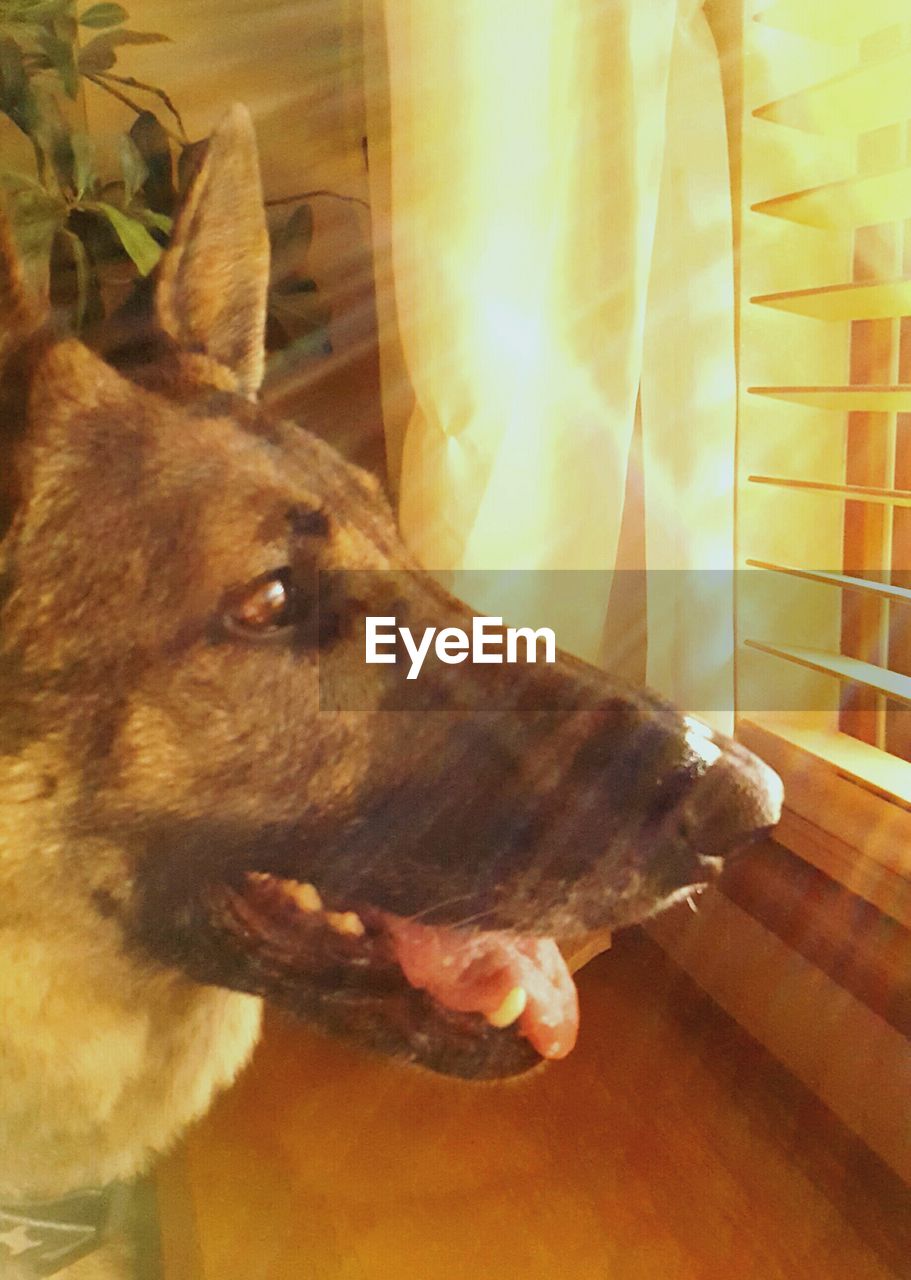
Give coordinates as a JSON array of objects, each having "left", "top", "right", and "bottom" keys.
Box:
[
  {"left": 735, "top": 0, "right": 911, "bottom": 909},
  {"left": 737, "top": 1, "right": 911, "bottom": 778}
]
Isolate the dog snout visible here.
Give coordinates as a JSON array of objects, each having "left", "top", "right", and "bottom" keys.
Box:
[{"left": 678, "top": 736, "right": 783, "bottom": 861}]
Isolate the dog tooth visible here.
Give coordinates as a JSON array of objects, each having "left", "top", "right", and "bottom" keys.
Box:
[
  {"left": 326, "top": 910, "right": 365, "bottom": 937},
  {"left": 286, "top": 881, "right": 323, "bottom": 912},
  {"left": 487, "top": 986, "right": 527, "bottom": 1029}
]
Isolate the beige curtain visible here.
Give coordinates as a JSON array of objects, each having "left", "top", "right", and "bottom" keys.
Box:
[{"left": 364, "top": 0, "right": 736, "bottom": 732}]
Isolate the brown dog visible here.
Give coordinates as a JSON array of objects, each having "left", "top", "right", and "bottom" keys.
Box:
[{"left": 0, "top": 105, "right": 781, "bottom": 1277}]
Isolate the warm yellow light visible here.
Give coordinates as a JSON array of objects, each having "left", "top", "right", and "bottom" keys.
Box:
[{"left": 370, "top": 0, "right": 741, "bottom": 719}]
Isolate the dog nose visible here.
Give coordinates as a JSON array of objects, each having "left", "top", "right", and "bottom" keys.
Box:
[{"left": 680, "top": 733, "right": 783, "bottom": 861}]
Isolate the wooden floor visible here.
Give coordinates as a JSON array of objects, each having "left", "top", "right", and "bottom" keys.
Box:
[{"left": 157, "top": 929, "right": 911, "bottom": 1280}]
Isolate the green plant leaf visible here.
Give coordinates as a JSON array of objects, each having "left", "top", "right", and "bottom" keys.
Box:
[
  {"left": 90, "top": 199, "right": 162, "bottom": 274},
  {"left": 54, "top": 10, "right": 79, "bottom": 42},
  {"left": 1, "top": 0, "right": 73, "bottom": 21},
  {"left": 0, "top": 169, "right": 46, "bottom": 193},
  {"left": 118, "top": 130, "right": 146, "bottom": 202},
  {"left": 0, "top": 36, "right": 40, "bottom": 136},
  {"left": 70, "top": 130, "right": 96, "bottom": 198},
  {"left": 270, "top": 204, "right": 316, "bottom": 287},
  {"left": 79, "top": 3, "right": 128, "bottom": 28},
  {"left": 28, "top": 83, "right": 75, "bottom": 192},
  {"left": 78, "top": 28, "right": 168, "bottom": 75},
  {"left": 132, "top": 206, "right": 171, "bottom": 234},
  {"left": 273, "top": 203, "right": 313, "bottom": 254},
  {"left": 129, "top": 110, "right": 174, "bottom": 214},
  {"left": 36, "top": 30, "right": 79, "bottom": 98},
  {"left": 0, "top": 36, "right": 28, "bottom": 104},
  {"left": 268, "top": 283, "right": 331, "bottom": 333},
  {"left": 58, "top": 226, "right": 91, "bottom": 330},
  {"left": 264, "top": 329, "right": 332, "bottom": 379},
  {"left": 286, "top": 203, "right": 314, "bottom": 248},
  {"left": 0, "top": 177, "right": 67, "bottom": 285}
]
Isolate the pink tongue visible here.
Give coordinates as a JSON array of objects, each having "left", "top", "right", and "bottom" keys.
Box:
[{"left": 383, "top": 916, "right": 579, "bottom": 1060}]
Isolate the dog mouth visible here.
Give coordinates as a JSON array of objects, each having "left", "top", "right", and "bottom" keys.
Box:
[{"left": 211, "top": 870, "right": 582, "bottom": 1076}]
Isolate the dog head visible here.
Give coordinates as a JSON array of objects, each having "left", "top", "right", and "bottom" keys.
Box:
[{"left": 0, "top": 106, "right": 782, "bottom": 1079}]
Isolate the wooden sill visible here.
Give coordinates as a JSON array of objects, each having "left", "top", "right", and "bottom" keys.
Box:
[
  {"left": 158, "top": 931, "right": 911, "bottom": 1278},
  {"left": 716, "top": 839, "right": 911, "bottom": 1036},
  {"left": 737, "top": 718, "right": 911, "bottom": 929}
]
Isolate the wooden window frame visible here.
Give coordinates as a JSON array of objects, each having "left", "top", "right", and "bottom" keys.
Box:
[{"left": 734, "top": 0, "right": 911, "bottom": 928}]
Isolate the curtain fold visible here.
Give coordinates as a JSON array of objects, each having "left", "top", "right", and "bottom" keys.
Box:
[
  {"left": 641, "top": 2, "right": 737, "bottom": 732},
  {"left": 365, "top": 0, "right": 736, "bottom": 724}
]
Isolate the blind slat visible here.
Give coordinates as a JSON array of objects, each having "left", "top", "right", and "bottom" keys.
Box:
[
  {"left": 749, "top": 385, "right": 911, "bottom": 410},
  {"left": 752, "top": 278, "right": 911, "bottom": 322},
  {"left": 745, "top": 641, "right": 911, "bottom": 707},
  {"left": 748, "top": 477, "right": 911, "bottom": 507},
  {"left": 746, "top": 560, "right": 911, "bottom": 605},
  {"left": 753, "top": 50, "right": 911, "bottom": 135},
  {"left": 751, "top": 165, "right": 911, "bottom": 229}
]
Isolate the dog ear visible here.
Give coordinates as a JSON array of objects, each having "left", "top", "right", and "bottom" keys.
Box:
[
  {"left": 155, "top": 104, "right": 270, "bottom": 399},
  {"left": 13, "top": 337, "right": 142, "bottom": 490},
  {"left": 30, "top": 338, "right": 138, "bottom": 426},
  {"left": 2, "top": 337, "right": 137, "bottom": 545}
]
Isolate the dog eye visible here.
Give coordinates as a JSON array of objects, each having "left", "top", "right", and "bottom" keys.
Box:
[
  {"left": 288, "top": 503, "right": 329, "bottom": 539},
  {"left": 223, "top": 569, "right": 297, "bottom": 639}
]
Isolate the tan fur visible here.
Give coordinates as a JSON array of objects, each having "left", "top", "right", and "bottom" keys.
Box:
[
  {"left": 0, "top": 102, "right": 412, "bottom": 1277},
  {"left": 0, "top": 740, "right": 263, "bottom": 1198},
  {"left": 0, "top": 102, "right": 782, "bottom": 1280},
  {"left": 0, "top": 106, "right": 272, "bottom": 1277}
]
